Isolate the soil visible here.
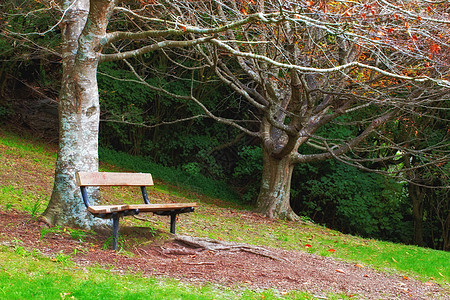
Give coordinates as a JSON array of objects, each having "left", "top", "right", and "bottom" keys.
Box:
[{"left": 0, "top": 211, "right": 448, "bottom": 299}]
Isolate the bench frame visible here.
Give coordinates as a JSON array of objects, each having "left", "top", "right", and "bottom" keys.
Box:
[{"left": 75, "top": 172, "right": 196, "bottom": 250}]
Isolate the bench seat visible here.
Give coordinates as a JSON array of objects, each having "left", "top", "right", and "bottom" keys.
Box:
[{"left": 88, "top": 203, "right": 198, "bottom": 214}]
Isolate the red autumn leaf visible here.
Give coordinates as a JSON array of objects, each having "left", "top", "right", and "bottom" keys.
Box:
[
  {"left": 241, "top": 8, "right": 247, "bottom": 15},
  {"left": 430, "top": 43, "right": 441, "bottom": 53},
  {"left": 181, "top": 25, "right": 187, "bottom": 32},
  {"left": 412, "top": 35, "right": 418, "bottom": 42},
  {"left": 305, "top": 244, "right": 312, "bottom": 248},
  {"left": 417, "top": 16, "right": 422, "bottom": 21},
  {"left": 328, "top": 249, "right": 336, "bottom": 252}
]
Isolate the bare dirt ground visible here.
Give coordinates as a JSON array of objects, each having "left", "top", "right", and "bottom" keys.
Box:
[{"left": 0, "top": 210, "right": 448, "bottom": 299}]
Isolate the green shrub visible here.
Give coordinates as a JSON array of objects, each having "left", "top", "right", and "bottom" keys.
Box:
[{"left": 99, "top": 147, "right": 240, "bottom": 203}]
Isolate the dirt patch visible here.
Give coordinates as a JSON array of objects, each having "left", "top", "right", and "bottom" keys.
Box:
[{"left": 0, "top": 211, "right": 448, "bottom": 299}]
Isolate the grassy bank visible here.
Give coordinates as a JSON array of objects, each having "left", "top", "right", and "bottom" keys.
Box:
[{"left": 0, "top": 129, "right": 449, "bottom": 298}]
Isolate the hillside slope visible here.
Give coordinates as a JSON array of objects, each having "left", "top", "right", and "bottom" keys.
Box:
[{"left": 0, "top": 129, "right": 449, "bottom": 299}]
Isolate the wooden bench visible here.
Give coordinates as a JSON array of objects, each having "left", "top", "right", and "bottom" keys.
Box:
[{"left": 75, "top": 172, "right": 197, "bottom": 250}]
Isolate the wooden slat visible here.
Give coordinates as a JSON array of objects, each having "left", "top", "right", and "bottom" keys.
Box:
[
  {"left": 76, "top": 172, "right": 153, "bottom": 186},
  {"left": 87, "top": 205, "right": 128, "bottom": 214},
  {"left": 87, "top": 203, "right": 197, "bottom": 214},
  {"left": 126, "top": 203, "right": 197, "bottom": 212}
]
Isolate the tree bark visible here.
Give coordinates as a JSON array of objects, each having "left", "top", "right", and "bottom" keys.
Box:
[
  {"left": 256, "top": 149, "right": 298, "bottom": 220},
  {"left": 408, "top": 182, "right": 425, "bottom": 247},
  {"left": 42, "top": 0, "right": 115, "bottom": 228}
]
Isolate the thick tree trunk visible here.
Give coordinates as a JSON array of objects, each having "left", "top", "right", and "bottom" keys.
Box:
[
  {"left": 256, "top": 149, "right": 299, "bottom": 220},
  {"left": 42, "top": 0, "right": 114, "bottom": 228}
]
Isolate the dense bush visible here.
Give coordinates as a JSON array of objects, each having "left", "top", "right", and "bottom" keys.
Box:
[
  {"left": 291, "top": 161, "right": 413, "bottom": 243},
  {"left": 97, "top": 61, "right": 242, "bottom": 180},
  {"left": 99, "top": 147, "right": 240, "bottom": 203}
]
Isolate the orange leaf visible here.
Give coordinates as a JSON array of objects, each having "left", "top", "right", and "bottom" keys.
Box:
[
  {"left": 336, "top": 269, "right": 346, "bottom": 274},
  {"left": 355, "top": 264, "right": 364, "bottom": 268},
  {"left": 306, "top": 1, "right": 314, "bottom": 6},
  {"left": 241, "top": 8, "right": 247, "bottom": 15},
  {"left": 328, "top": 249, "right": 336, "bottom": 252},
  {"left": 181, "top": 25, "right": 187, "bottom": 32},
  {"left": 403, "top": 276, "right": 409, "bottom": 280},
  {"left": 430, "top": 43, "right": 441, "bottom": 53}
]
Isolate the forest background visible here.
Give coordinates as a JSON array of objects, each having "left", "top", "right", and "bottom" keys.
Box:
[{"left": 0, "top": 0, "right": 448, "bottom": 251}]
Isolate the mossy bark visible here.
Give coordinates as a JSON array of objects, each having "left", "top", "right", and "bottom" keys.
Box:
[
  {"left": 42, "top": 0, "right": 115, "bottom": 228},
  {"left": 256, "top": 149, "right": 299, "bottom": 221}
]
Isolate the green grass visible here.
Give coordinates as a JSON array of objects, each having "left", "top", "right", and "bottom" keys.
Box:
[{"left": 0, "top": 128, "right": 449, "bottom": 297}]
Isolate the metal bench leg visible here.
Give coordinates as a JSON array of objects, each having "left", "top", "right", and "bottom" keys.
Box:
[
  {"left": 112, "top": 215, "right": 120, "bottom": 250},
  {"left": 170, "top": 213, "right": 176, "bottom": 234}
]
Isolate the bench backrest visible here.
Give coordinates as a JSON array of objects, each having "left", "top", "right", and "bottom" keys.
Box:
[{"left": 75, "top": 172, "right": 154, "bottom": 187}]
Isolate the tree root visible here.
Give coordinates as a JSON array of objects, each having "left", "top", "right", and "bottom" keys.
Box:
[{"left": 174, "top": 235, "right": 291, "bottom": 263}]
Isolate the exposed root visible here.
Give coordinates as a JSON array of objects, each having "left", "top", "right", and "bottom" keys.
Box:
[
  {"left": 174, "top": 235, "right": 291, "bottom": 263},
  {"left": 37, "top": 216, "right": 52, "bottom": 228}
]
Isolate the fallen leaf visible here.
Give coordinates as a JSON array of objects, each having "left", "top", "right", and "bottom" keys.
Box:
[
  {"left": 403, "top": 276, "right": 409, "bottom": 280},
  {"left": 363, "top": 274, "right": 369, "bottom": 278},
  {"left": 355, "top": 264, "right": 364, "bottom": 268},
  {"left": 392, "top": 257, "right": 398, "bottom": 263},
  {"left": 425, "top": 282, "right": 433, "bottom": 286},
  {"left": 305, "top": 244, "right": 312, "bottom": 248},
  {"left": 336, "top": 269, "right": 346, "bottom": 274},
  {"left": 328, "top": 249, "right": 335, "bottom": 252}
]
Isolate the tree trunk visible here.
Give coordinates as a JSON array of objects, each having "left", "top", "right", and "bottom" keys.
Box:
[
  {"left": 408, "top": 182, "right": 425, "bottom": 247},
  {"left": 256, "top": 149, "right": 298, "bottom": 220},
  {"left": 42, "top": 0, "right": 114, "bottom": 228}
]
